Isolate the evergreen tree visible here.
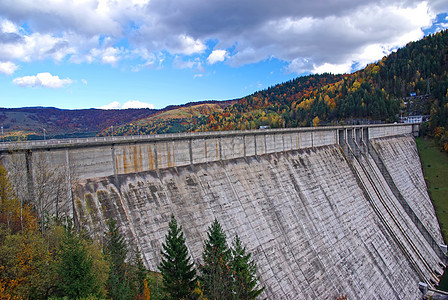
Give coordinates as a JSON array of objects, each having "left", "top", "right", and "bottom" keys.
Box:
[
  {"left": 231, "top": 235, "right": 264, "bottom": 300},
  {"left": 57, "top": 226, "right": 99, "bottom": 298},
  {"left": 198, "top": 219, "right": 233, "bottom": 300},
  {"left": 104, "top": 218, "right": 131, "bottom": 300},
  {"left": 159, "top": 214, "right": 197, "bottom": 299},
  {"left": 129, "top": 248, "right": 149, "bottom": 298}
]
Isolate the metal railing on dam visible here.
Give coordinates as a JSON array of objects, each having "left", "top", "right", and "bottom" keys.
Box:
[
  {"left": 1, "top": 126, "right": 337, "bottom": 151},
  {"left": 0, "top": 123, "right": 418, "bottom": 152},
  {"left": 0, "top": 123, "right": 417, "bottom": 180}
]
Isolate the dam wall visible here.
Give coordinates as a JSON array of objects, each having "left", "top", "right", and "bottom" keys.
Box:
[
  {"left": 1, "top": 123, "right": 445, "bottom": 299},
  {"left": 74, "top": 143, "right": 425, "bottom": 299}
]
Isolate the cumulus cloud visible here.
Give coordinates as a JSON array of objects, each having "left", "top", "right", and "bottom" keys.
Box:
[
  {"left": 12, "top": 72, "right": 73, "bottom": 88},
  {"left": 207, "top": 50, "right": 227, "bottom": 64},
  {"left": 98, "top": 101, "right": 121, "bottom": 109},
  {"left": 90, "top": 47, "right": 122, "bottom": 65},
  {"left": 173, "top": 56, "right": 205, "bottom": 73},
  {"left": 122, "top": 100, "right": 155, "bottom": 109},
  {"left": 0, "top": 0, "right": 445, "bottom": 75},
  {"left": 169, "top": 35, "right": 206, "bottom": 55},
  {"left": 0, "top": 22, "right": 82, "bottom": 63},
  {"left": 0, "top": 61, "right": 18, "bottom": 75},
  {"left": 99, "top": 101, "right": 122, "bottom": 110},
  {"left": 99, "top": 100, "right": 155, "bottom": 110}
]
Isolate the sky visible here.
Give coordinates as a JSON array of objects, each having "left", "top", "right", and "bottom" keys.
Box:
[{"left": 0, "top": 0, "right": 447, "bottom": 110}]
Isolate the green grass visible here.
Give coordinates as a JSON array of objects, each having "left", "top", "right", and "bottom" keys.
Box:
[
  {"left": 416, "top": 136, "right": 448, "bottom": 290},
  {"left": 415, "top": 137, "right": 448, "bottom": 244}
]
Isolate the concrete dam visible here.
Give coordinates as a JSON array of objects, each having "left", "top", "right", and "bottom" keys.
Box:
[{"left": 0, "top": 124, "right": 446, "bottom": 299}]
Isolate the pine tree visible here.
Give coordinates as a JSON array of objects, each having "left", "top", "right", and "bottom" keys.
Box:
[
  {"left": 104, "top": 218, "right": 131, "bottom": 300},
  {"left": 159, "top": 214, "right": 197, "bottom": 299},
  {"left": 57, "top": 226, "right": 99, "bottom": 298},
  {"left": 198, "top": 219, "right": 233, "bottom": 300},
  {"left": 231, "top": 235, "right": 264, "bottom": 300},
  {"left": 129, "top": 248, "right": 148, "bottom": 298}
]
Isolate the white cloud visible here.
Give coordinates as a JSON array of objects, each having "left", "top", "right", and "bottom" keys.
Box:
[
  {"left": 99, "top": 101, "right": 122, "bottom": 110},
  {"left": 122, "top": 100, "right": 155, "bottom": 109},
  {"left": 1, "top": 19, "right": 19, "bottom": 33},
  {"left": 162, "top": 34, "right": 206, "bottom": 55},
  {"left": 0, "top": 61, "right": 18, "bottom": 75},
  {"left": 89, "top": 47, "right": 122, "bottom": 65},
  {"left": 0, "top": 0, "right": 445, "bottom": 75},
  {"left": 280, "top": 1, "right": 436, "bottom": 74},
  {"left": 81, "top": 78, "right": 88, "bottom": 85},
  {"left": 173, "top": 56, "right": 204, "bottom": 72},
  {"left": 207, "top": 50, "right": 227, "bottom": 64},
  {"left": 312, "top": 62, "right": 353, "bottom": 75},
  {"left": 285, "top": 58, "right": 312, "bottom": 74},
  {"left": 99, "top": 100, "right": 155, "bottom": 109},
  {"left": 12, "top": 72, "right": 73, "bottom": 88},
  {"left": 0, "top": 0, "right": 122, "bottom": 36}
]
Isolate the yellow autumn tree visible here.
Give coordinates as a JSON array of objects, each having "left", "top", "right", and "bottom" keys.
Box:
[{"left": 0, "top": 164, "right": 51, "bottom": 299}]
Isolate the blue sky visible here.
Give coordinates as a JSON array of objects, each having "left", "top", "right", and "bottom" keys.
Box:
[{"left": 0, "top": 0, "right": 447, "bottom": 110}]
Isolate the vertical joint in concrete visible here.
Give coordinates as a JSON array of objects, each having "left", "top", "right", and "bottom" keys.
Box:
[
  {"left": 282, "top": 133, "right": 285, "bottom": 152},
  {"left": 111, "top": 144, "right": 117, "bottom": 177},
  {"left": 65, "top": 149, "right": 73, "bottom": 216},
  {"left": 25, "top": 149, "right": 35, "bottom": 204},
  {"left": 311, "top": 131, "right": 314, "bottom": 148},
  {"left": 189, "top": 139, "right": 193, "bottom": 165},
  {"left": 219, "top": 137, "right": 222, "bottom": 161},
  {"left": 154, "top": 144, "right": 159, "bottom": 170},
  {"left": 243, "top": 135, "right": 246, "bottom": 157},
  {"left": 254, "top": 134, "right": 257, "bottom": 156},
  {"left": 65, "top": 149, "right": 78, "bottom": 229},
  {"left": 264, "top": 134, "right": 267, "bottom": 154}
]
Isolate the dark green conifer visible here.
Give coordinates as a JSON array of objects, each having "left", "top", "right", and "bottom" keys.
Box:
[
  {"left": 104, "top": 218, "right": 131, "bottom": 300},
  {"left": 159, "top": 214, "right": 197, "bottom": 299},
  {"left": 57, "top": 226, "right": 98, "bottom": 298},
  {"left": 231, "top": 235, "right": 264, "bottom": 300},
  {"left": 198, "top": 219, "right": 233, "bottom": 300},
  {"left": 129, "top": 248, "right": 148, "bottom": 298}
]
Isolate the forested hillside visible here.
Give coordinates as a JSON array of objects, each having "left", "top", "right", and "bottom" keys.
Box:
[
  {"left": 0, "top": 107, "right": 157, "bottom": 140},
  {"left": 108, "top": 30, "right": 447, "bottom": 136},
  {"left": 0, "top": 100, "right": 235, "bottom": 140},
  {"left": 199, "top": 29, "right": 448, "bottom": 130}
]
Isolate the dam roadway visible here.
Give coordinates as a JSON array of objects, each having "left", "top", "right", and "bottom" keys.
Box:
[{"left": 0, "top": 124, "right": 446, "bottom": 299}]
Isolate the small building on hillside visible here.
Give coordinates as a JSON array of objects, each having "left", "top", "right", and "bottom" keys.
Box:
[{"left": 399, "top": 115, "right": 430, "bottom": 123}]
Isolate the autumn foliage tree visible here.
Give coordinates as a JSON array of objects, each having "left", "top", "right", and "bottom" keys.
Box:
[{"left": 0, "top": 163, "right": 51, "bottom": 299}]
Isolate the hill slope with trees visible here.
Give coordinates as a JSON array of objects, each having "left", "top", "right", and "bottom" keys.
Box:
[
  {"left": 199, "top": 29, "right": 447, "bottom": 131},
  {"left": 108, "top": 30, "right": 447, "bottom": 135}
]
